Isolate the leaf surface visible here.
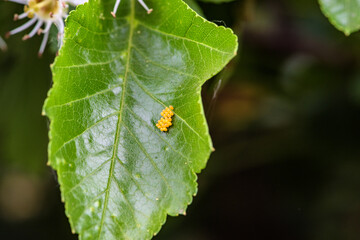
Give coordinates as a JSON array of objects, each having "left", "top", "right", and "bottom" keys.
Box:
[
  {"left": 319, "top": 0, "right": 360, "bottom": 35},
  {"left": 43, "top": 0, "right": 237, "bottom": 239},
  {"left": 199, "top": 0, "right": 235, "bottom": 3}
]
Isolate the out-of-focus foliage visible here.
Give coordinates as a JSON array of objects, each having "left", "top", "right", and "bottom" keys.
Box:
[{"left": 0, "top": 3, "right": 49, "bottom": 175}]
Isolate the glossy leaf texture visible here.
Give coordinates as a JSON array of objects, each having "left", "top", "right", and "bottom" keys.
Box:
[
  {"left": 43, "top": 0, "right": 237, "bottom": 239},
  {"left": 319, "top": 0, "right": 360, "bottom": 35}
]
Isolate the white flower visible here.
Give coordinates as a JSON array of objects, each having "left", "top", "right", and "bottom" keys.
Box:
[
  {"left": 0, "top": 37, "right": 7, "bottom": 51},
  {"left": 6, "top": 0, "right": 86, "bottom": 56},
  {"left": 111, "top": 0, "right": 152, "bottom": 17}
]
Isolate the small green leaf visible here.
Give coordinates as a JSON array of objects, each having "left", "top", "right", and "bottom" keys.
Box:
[
  {"left": 319, "top": 0, "right": 360, "bottom": 35},
  {"left": 43, "top": 0, "right": 237, "bottom": 239}
]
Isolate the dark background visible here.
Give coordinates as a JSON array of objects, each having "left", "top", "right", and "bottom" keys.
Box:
[{"left": 1, "top": 0, "right": 360, "bottom": 239}]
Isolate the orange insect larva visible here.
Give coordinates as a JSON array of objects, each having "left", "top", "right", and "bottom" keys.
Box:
[{"left": 156, "top": 106, "right": 175, "bottom": 132}]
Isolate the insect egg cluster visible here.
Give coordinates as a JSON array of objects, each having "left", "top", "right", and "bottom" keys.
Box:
[{"left": 156, "top": 106, "right": 174, "bottom": 132}]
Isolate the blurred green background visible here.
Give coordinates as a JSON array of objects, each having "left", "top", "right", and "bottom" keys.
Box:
[{"left": 1, "top": 0, "right": 360, "bottom": 239}]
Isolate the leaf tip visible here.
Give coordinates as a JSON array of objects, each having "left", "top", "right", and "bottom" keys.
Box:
[{"left": 344, "top": 29, "right": 351, "bottom": 36}]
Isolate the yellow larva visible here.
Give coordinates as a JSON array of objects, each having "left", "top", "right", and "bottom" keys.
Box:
[{"left": 156, "top": 106, "right": 174, "bottom": 132}]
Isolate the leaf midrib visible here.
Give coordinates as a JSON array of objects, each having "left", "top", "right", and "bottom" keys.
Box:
[{"left": 97, "top": 0, "right": 136, "bottom": 239}]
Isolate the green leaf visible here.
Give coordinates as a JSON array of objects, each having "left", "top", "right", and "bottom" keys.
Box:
[
  {"left": 198, "top": 0, "right": 235, "bottom": 3},
  {"left": 43, "top": 0, "right": 237, "bottom": 239},
  {"left": 319, "top": 0, "right": 360, "bottom": 35}
]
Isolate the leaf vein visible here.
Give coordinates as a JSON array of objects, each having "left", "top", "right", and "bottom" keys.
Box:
[
  {"left": 55, "top": 54, "right": 121, "bottom": 69},
  {"left": 121, "top": 123, "right": 175, "bottom": 196},
  {"left": 98, "top": 0, "right": 135, "bottom": 238},
  {"left": 111, "top": 175, "right": 150, "bottom": 221},
  {"left": 63, "top": 158, "right": 111, "bottom": 196},
  {"left": 131, "top": 45, "right": 200, "bottom": 80},
  {"left": 137, "top": 21, "right": 233, "bottom": 55},
  {"left": 47, "top": 84, "right": 122, "bottom": 109},
  {"left": 70, "top": 18, "right": 126, "bottom": 35},
  {"left": 114, "top": 156, "right": 157, "bottom": 203},
  {"left": 52, "top": 111, "right": 120, "bottom": 158},
  {"left": 124, "top": 106, "right": 191, "bottom": 163},
  {"left": 129, "top": 71, "right": 207, "bottom": 143}
]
